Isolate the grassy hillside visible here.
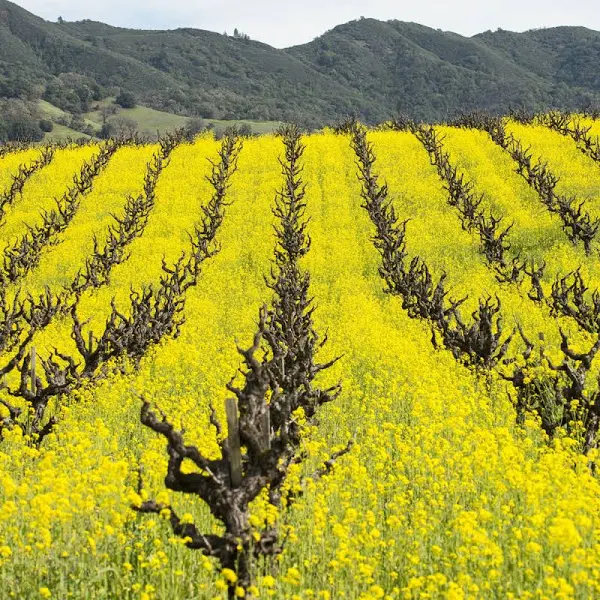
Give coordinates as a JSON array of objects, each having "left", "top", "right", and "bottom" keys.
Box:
[
  {"left": 84, "top": 101, "right": 189, "bottom": 136},
  {"left": 34, "top": 97, "right": 281, "bottom": 140},
  {"left": 43, "top": 122, "right": 91, "bottom": 141}
]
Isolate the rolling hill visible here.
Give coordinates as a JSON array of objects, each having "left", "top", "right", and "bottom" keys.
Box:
[{"left": 1, "top": 0, "right": 599, "bottom": 125}]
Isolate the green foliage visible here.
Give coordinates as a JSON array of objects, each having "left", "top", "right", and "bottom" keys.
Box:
[
  {"left": 115, "top": 90, "right": 136, "bottom": 109},
  {"left": 38, "top": 118, "right": 53, "bottom": 132},
  {"left": 0, "top": 0, "right": 599, "bottom": 125},
  {"left": 232, "top": 28, "right": 250, "bottom": 40},
  {"left": 1, "top": 117, "right": 44, "bottom": 141},
  {"left": 183, "top": 116, "right": 210, "bottom": 140},
  {"left": 100, "top": 116, "right": 138, "bottom": 139},
  {"left": 42, "top": 74, "right": 103, "bottom": 114},
  {"left": 238, "top": 123, "right": 252, "bottom": 137},
  {"left": 0, "top": 77, "right": 36, "bottom": 100}
]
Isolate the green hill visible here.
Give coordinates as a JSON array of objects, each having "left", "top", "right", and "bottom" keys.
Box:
[
  {"left": 289, "top": 19, "right": 600, "bottom": 120},
  {"left": 1, "top": 0, "right": 599, "bottom": 126}
]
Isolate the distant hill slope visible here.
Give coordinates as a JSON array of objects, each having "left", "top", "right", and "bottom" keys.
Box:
[
  {"left": 289, "top": 20, "right": 600, "bottom": 120},
  {"left": 1, "top": 0, "right": 599, "bottom": 125}
]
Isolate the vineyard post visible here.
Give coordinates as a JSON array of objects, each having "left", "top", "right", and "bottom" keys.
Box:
[
  {"left": 261, "top": 408, "right": 271, "bottom": 453},
  {"left": 30, "top": 346, "right": 36, "bottom": 396},
  {"left": 88, "top": 330, "right": 93, "bottom": 354},
  {"left": 225, "top": 397, "right": 242, "bottom": 487}
]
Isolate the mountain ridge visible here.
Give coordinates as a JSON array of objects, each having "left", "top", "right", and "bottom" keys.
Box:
[{"left": 1, "top": 0, "right": 599, "bottom": 126}]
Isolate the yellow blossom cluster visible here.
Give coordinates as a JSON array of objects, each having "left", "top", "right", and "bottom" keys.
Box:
[
  {"left": 579, "top": 116, "right": 600, "bottom": 139},
  {"left": 0, "top": 147, "right": 44, "bottom": 193},
  {"left": 0, "top": 126, "right": 600, "bottom": 599},
  {"left": 505, "top": 122, "right": 600, "bottom": 226},
  {"left": 19, "top": 144, "right": 158, "bottom": 298},
  {"left": 367, "top": 129, "right": 593, "bottom": 362},
  {"left": 0, "top": 145, "right": 98, "bottom": 254}
]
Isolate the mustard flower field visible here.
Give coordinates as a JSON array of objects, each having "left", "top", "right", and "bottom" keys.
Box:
[{"left": 0, "top": 114, "right": 600, "bottom": 600}]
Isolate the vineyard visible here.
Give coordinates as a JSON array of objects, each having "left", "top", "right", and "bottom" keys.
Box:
[{"left": 0, "top": 113, "right": 600, "bottom": 599}]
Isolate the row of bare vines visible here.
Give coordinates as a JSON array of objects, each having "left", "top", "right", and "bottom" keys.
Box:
[
  {"left": 70, "top": 130, "right": 183, "bottom": 294},
  {"left": 407, "top": 123, "right": 522, "bottom": 279},
  {"left": 0, "top": 130, "right": 240, "bottom": 444},
  {"left": 134, "top": 124, "right": 350, "bottom": 598},
  {"left": 441, "top": 113, "right": 600, "bottom": 335},
  {"left": 350, "top": 121, "right": 512, "bottom": 369},
  {"left": 409, "top": 113, "right": 600, "bottom": 338},
  {"left": 0, "top": 140, "right": 122, "bottom": 288},
  {"left": 539, "top": 112, "right": 600, "bottom": 164},
  {"left": 0, "top": 133, "right": 184, "bottom": 368},
  {"left": 0, "top": 146, "right": 55, "bottom": 226},
  {"left": 452, "top": 112, "right": 599, "bottom": 254},
  {"left": 346, "top": 120, "right": 600, "bottom": 454}
]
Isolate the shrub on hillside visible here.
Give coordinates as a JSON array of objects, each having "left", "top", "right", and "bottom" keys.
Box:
[
  {"left": 183, "top": 117, "right": 211, "bottom": 140},
  {"left": 39, "top": 119, "right": 54, "bottom": 132},
  {"left": 116, "top": 90, "right": 136, "bottom": 109},
  {"left": 6, "top": 119, "right": 44, "bottom": 142}
]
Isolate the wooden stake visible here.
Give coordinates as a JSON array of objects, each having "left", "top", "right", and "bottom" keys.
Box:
[
  {"left": 88, "top": 330, "right": 94, "bottom": 354},
  {"left": 30, "top": 346, "right": 36, "bottom": 396},
  {"left": 261, "top": 408, "right": 271, "bottom": 453},
  {"left": 225, "top": 398, "right": 242, "bottom": 488}
]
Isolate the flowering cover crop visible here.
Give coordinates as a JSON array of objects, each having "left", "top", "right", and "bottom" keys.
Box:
[{"left": 0, "top": 121, "right": 600, "bottom": 600}]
